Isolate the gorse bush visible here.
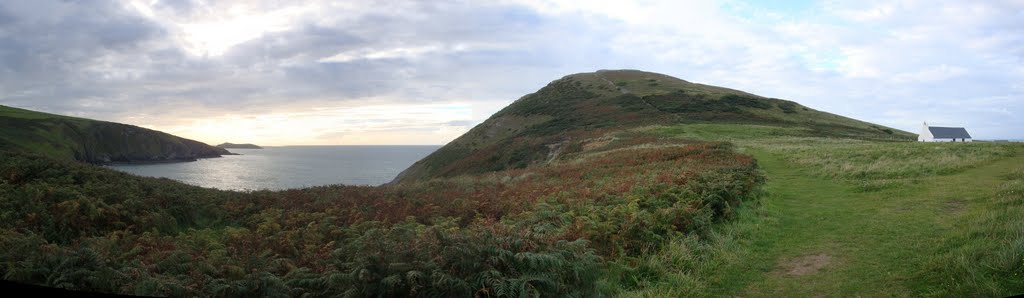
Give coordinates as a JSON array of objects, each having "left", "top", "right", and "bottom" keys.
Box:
[
  {"left": 0, "top": 135, "right": 764, "bottom": 296},
  {"left": 776, "top": 101, "right": 798, "bottom": 114}
]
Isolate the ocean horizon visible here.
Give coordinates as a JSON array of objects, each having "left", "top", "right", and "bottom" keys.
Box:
[{"left": 109, "top": 145, "right": 440, "bottom": 191}]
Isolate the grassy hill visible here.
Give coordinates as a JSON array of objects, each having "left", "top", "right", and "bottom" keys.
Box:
[
  {"left": 393, "top": 69, "right": 913, "bottom": 183},
  {"left": 0, "top": 105, "right": 229, "bottom": 163}
]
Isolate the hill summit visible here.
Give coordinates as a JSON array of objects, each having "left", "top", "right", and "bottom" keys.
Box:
[{"left": 393, "top": 69, "right": 911, "bottom": 183}]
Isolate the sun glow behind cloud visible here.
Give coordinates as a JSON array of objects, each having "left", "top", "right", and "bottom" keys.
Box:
[
  {"left": 177, "top": 16, "right": 289, "bottom": 57},
  {"left": 130, "top": 1, "right": 315, "bottom": 57},
  {"left": 147, "top": 103, "right": 476, "bottom": 146}
]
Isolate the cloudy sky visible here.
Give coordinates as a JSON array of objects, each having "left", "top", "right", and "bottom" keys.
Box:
[{"left": 1, "top": 0, "right": 1022, "bottom": 145}]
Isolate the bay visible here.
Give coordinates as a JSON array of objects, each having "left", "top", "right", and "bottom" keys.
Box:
[{"left": 108, "top": 145, "right": 439, "bottom": 191}]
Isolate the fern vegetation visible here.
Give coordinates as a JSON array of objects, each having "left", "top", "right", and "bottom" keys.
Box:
[{"left": 0, "top": 131, "right": 763, "bottom": 296}]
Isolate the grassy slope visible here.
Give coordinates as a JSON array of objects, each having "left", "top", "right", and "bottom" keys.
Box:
[
  {"left": 393, "top": 70, "right": 913, "bottom": 183},
  {"left": 0, "top": 105, "right": 228, "bottom": 163},
  {"left": 624, "top": 123, "right": 1024, "bottom": 296},
  {"left": 715, "top": 151, "right": 1018, "bottom": 296}
]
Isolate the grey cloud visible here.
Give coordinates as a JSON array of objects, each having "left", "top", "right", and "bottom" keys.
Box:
[
  {"left": 0, "top": 0, "right": 577, "bottom": 124},
  {"left": 223, "top": 25, "right": 365, "bottom": 64},
  {"left": 443, "top": 120, "right": 475, "bottom": 126},
  {"left": 0, "top": 0, "right": 166, "bottom": 112},
  {"left": 151, "top": 0, "right": 198, "bottom": 16},
  {"left": 0, "top": 0, "right": 575, "bottom": 135}
]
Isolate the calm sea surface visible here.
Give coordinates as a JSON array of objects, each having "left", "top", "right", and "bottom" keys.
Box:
[{"left": 108, "top": 146, "right": 439, "bottom": 191}]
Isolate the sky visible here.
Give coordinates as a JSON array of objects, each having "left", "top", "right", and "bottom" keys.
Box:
[{"left": 0, "top": 0, "right": 1022, "bottom": 145}]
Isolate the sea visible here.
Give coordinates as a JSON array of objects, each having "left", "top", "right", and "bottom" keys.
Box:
[{"left": 108, "top": 146, "right": 440, "bottom": 191}]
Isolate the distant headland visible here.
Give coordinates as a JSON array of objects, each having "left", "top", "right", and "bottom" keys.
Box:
[
  {"left": 216, "top": 142, "right": 263, "bottom": 149},
  {"left": 0, "top": 105, "right": 230, "bottom": 164}
]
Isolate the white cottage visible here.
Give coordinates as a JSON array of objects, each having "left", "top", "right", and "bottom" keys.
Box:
[{"left": 919, "top": 122, "right": 972, "bottom": 142}]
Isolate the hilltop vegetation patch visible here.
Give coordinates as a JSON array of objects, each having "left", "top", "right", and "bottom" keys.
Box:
[{"left": 777, "top": 101, "right": 798, "bottom": 114}]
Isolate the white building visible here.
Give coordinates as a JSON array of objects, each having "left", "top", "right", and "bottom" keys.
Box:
[{"left": 919, "top": 122, "right": 972, "bottom": 142}]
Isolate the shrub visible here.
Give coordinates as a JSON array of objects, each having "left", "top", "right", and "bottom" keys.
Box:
[{"left": 777, "top": 102, "right": 798, "bottom": 114}]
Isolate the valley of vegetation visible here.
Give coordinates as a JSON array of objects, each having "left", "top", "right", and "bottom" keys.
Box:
[
  {"left": 0, "top": 133, "right": 761, "bottom": 296},
  {"left": 1, "top": 70, "right": 1021, "bottom": 296}
]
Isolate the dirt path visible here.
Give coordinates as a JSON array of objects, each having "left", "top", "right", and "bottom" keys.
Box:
[
  {"left": 595, "top": 73, "right": 630, "bottom": 94},
  {"left": 709, "top": 150, "right": 1024, "bottom": 296}
]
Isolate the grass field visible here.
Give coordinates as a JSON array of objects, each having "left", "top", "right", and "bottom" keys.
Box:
[{"left": 621, "top": 124, "right": 1024, "bottom": 296}]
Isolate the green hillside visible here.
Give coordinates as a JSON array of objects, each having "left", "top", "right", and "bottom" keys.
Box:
[
  {"left": 0, "top": 105, "right": 229, "bottom": 163},
  {"left": 393, "top": 69, "right": 913, "bottom": 183}
]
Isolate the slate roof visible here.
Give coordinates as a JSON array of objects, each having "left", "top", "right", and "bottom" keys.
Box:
[{"left": 928, "top": 126, "right": 972, "bottom": 139}]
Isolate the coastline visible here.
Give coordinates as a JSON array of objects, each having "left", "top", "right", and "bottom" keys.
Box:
[{"left": 100, "top": 153, "right": 235, "bottom": 166}]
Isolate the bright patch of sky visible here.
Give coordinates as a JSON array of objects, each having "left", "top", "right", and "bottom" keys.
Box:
[
  {"left": 721, "top": 0, "right": 816, "bottom": 18},
  {"left": 0, "top": 0, "right": 1021, "bottom": 144},
  {"left": 150, "top": 103, "right": 476, "bottom": 145},
  {"left": 720, "top": 0, "right": 845, "bottom": 71}
]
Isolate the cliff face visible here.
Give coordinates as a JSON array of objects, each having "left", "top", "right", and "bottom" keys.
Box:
[
  {"left": 0, "top": 105, "right": 229, "bottom": 164},
  {"left": 69, "top": 122, "right": 231, "bottom": 163}
]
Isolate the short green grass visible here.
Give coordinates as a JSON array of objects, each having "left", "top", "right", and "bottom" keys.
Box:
[
  {"left": 622, "top": 124, "right": 1024, "bottom": 296},
  {"left": 0, "top": 105, "right": 88, "bottom": 120},
  {"left": 921, "top": 166, "right": 1024, "bottom": 296},
  {"left": 0, "top": 105, "right": 101, "bottom": 159}
]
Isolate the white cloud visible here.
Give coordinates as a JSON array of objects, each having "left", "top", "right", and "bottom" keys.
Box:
[
  {"left": 892, "top": 64, "right": 967, "bottom": 83},
  {"left": 2, "top": 0, "right": 1023, "bottom": 142},
  {"left": 129, "top": 1, "right": 321, "bottom": 56},
  {"left": 316, "top": 43, "right": 494, "bottom": 63}
]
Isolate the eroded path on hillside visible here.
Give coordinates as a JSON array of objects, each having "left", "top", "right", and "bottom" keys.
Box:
[{"left": 710, "top": 149, "right": 1024, "bottom": 296}]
